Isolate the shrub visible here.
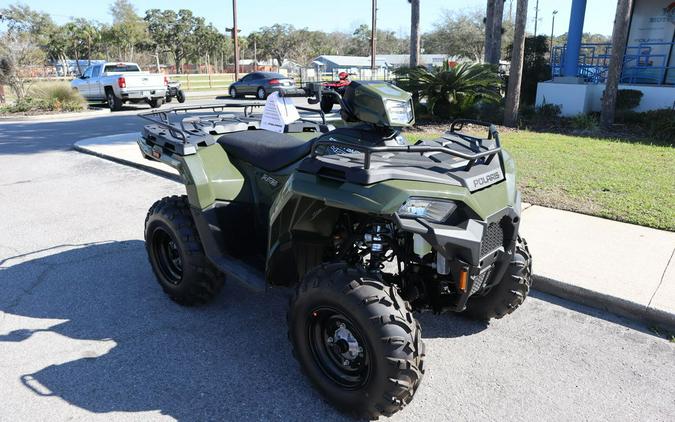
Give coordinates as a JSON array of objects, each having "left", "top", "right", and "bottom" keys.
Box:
[
  {"left": 30, "top": 82, "right": 87, "bottom": 112},
  {"left": 616, "top": 89, "right": 643, "bottom": 111},
  {"left": 569, "top": 113, "right": 599, "bottom": 131},
  {"left": 536, "top": 103, "right": 561, "bottom": 118},
  {"left": 0, "top": 82, "right": 87, "bottom": 114},
  {"left": 616, "top": 108, "right": 675, "bottom": 143},
  {"left": 393, "top": 62, "right": 502, "bottom": 119}
]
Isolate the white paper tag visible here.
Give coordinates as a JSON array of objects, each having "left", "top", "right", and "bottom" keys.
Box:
[{"left": 260, "top": 92, "right": 300, "bottom": 133}]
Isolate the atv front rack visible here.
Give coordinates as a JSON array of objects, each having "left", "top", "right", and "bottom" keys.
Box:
[{"left": 310, "top": 119, "right": 502, "bottom": 170}]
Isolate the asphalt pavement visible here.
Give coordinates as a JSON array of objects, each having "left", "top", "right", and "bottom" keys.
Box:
[{"left": 1, "top": 102, "right": 674, "bottom": 421}]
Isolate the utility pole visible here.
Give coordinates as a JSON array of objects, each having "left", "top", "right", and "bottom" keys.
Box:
[
  {"left": 550, "top": 10, "right": 558, "bottom": 55},
  {"left": 371, "top": 0, "right": 377, "bottom": 76},
  {"left": 231, "top": 0, "right": 240, "bottom": 80},
  {"left": 533, "top": 0, "right": 539, "bottom": 36}
]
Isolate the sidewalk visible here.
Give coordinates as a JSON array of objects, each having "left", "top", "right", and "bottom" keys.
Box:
[{"left": 74, "top": 134, "right": 675, "bottom": 331}]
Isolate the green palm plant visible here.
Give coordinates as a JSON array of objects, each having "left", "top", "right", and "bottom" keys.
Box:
[{"left": 394, "top": 62, "right": 502, "bottom": 118}]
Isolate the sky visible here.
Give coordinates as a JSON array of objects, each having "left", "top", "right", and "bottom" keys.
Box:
[{"left": 0, "top": 0, "right": 615, "bottom": 37}]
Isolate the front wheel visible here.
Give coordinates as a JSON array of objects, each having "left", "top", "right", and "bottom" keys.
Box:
[
  {"left": 288, "top": 263, "right": 425, "bottom": 419},
  {"left": 176, "top": 89, "right": 186, "bottom": 103},
  {"left": 144, "top": 195, "right": 224, "bottom": 305},
  {"left": 463, "top": 236, "right": 532, "bottom": 320},
  {"left": 229, "top": 86, "right": 238, "bottom": 98}
]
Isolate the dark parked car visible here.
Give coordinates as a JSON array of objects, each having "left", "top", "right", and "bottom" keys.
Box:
[{"left": 228, "top": 72, "right": 295, "bottom": 99}]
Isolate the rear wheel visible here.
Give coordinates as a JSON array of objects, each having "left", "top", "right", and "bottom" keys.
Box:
[
  {"left": 148, "top": 97, "right": 164, "bottom": 108},
  {"left": 144, "top": 195, "right": 224, "bottom": 305},
  {"left": 256, "top": 87, "right": 266, "bottom": 99},
  {"left": 464, "top": 236, "right": 532, "bottom": 320},
  {"left": 288, "top": 263, "right": 425, "bottom": 418},
  {"left": 229, "top": 86, "right": 238, "bottom": 98},
  {"left": 106, "top": 89, "right": 122, "bottom": 111},
  {"left": 165, "top": 95, "right": 173, "bottom": 103}
]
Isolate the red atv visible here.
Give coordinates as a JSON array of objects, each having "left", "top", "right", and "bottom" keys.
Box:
[{"left": 317, "top": 71, "right": 352, "bottom": 113}]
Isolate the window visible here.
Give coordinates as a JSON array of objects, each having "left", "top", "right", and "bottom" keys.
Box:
[
  {"left": 103, "top": 64, "right": 141, "bottom": 73},
  {"left": 83, "top": 67, "right": 93, "bottom": 78},
  {"left": 241, "top": 74, "right": 252, "bottom": 81},
  {"left": 91, "top": 65, "right": 101, "bottom": 78}
]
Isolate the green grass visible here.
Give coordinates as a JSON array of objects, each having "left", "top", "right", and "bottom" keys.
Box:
[{"left": 405, "top": 130, "right": 675, "bottom": 231}]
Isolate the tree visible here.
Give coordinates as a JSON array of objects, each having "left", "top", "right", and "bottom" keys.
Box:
[
  {"left": 423, "top": 10, "right": 486, "bottom": 60},
  {"left": 483, "top": 0, "right": 495, "bottom": 62},
  {"left": 254, "top": 24, "right": 298, "bottom": 67},
  {"left": 601, "top": 0, "right": 633, "bottom": 128},
  {"left": 409, "top": 0, "right": 420, "bottom": 67},
  {"left": 108, "top": 0, "right": 146, "bottom": 61},
  {"left": 0, "top": 4, "right": 52, "bottom": 98},
  {"left": 503, "top": 0, "right": 528, "bottom": 127},
  {"left": 506, "top": 35, "right": 550, "bottom": 105},
  {"left": 145, "top": 9, "right": 204, "bottom": 73}
]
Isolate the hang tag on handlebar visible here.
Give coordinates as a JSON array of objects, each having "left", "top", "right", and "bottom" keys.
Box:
[{"left": 261, "top": 92, "right": 300, "bottom": 133}]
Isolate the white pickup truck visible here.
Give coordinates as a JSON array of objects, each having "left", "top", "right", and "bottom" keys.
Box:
[{"left": 71, "top": 62, "right": 168, "bottom": 111}]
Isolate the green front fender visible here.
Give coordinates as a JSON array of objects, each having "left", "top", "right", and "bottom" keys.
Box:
[{"left": 270, "top": 150, "right": 519, "bottom": 225}]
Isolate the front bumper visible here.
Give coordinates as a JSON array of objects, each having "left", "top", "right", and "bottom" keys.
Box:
[{"left": 395, "top": 195, "right": 522, "bottom": 310}]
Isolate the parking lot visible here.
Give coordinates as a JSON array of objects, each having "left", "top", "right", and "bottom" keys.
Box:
[{"left": 1, "top": 106, "right": 674, "bottom": 421}]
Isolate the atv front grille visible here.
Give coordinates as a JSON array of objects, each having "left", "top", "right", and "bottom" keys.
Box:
[
  {"left": 471, "top": 269, "right": 492, "bottom": 295},
  {"left": 480, "top": 221, "right": 505, "bottom": 257}
]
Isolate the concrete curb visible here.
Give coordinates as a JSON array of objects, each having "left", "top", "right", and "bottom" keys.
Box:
[
  {"left": 73, "top": 142, "right": 182, "bottom": 183},
  {"left": 534, "top": 275, "right": 675, "bottom": 332},
  {"left": 72, "top": 135, "right": 675, "bottom": 333},
  {"left": 0, "top": 108, "right": 110, "bottom": 123}
]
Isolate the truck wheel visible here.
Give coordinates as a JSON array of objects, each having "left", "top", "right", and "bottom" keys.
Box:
[
  {"left": 149, "top": 98, "right": 164, "bottom": 108},
  {"left": 176, "top": 90, "right": 186, "bottom": 103},
  {"left": 463, "top": 236, "right": 532, "bottom": 320},
  {"left": 288, "top": 263, "right": 425, "bottom": 419},
  {"left": 144, "top": 195, "right": 224, "bottom": 306},
  {"left": 106, "top": 89, "right": 122, "bottom": 111},
  {"left": 320, "top": 96, "right": 334, "bottom": 113}
]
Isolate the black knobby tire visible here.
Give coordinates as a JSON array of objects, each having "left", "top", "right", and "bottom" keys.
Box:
[
  {"left": 106, "top": 89, "right": 122, "bottom": 111},
  {"left": 165, "top": 95, "right": 173, "bottom": 103},
  {"left": 144, "top": 195, "right": 224, "bottom": 305},
  {"left": 320, "top": 96, "right": 334, "bottom": 113},
  {"left": 149, "top": 97, "right": 164, "bottom": 108},
  {"left": 464, "top": 236, "right": 532, "bottom": 320},
  {"left": 288, "top": 263, "right": 425, "bottom": 419},
  {"left": 176, "top": 90, "right": 186, "bottom": 103}
]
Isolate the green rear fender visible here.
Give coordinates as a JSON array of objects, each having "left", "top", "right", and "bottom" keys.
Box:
[{"left": 179, "top": 144, "right": 247, "bottom": 208}]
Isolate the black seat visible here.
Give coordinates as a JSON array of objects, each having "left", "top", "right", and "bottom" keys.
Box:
[{"left": 217, "top": 130, "right": 314, "bottom": 172}]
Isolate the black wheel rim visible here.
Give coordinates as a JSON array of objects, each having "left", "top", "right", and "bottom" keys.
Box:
[
  {"left": 151, "top": 227, "right": 183, "bottom": 285},
  {"left": 307, "top": 307, "right": 371, "bottom": 389},
  {"left": 108, "top": 94, "right": 114, "bottom": 109}
]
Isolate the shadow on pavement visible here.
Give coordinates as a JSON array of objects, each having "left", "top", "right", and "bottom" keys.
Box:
[{"left": 0, "top": 241, "right": 350, "bottom": 421}]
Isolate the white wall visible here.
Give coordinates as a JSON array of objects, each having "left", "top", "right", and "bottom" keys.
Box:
[{"left": 536, "top": 81, "right": 675, "bottom": 115}]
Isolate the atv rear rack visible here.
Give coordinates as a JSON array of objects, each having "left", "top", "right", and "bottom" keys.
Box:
[{"left": 310, "top": 119, "right": 502, "bottom": 170}]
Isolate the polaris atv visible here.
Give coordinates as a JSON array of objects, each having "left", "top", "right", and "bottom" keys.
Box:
[{"left": 137, "top": 82, "right": 532, "bottom": 418}]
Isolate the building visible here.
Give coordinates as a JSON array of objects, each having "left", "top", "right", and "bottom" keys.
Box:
[
  {"left": 309, "top": 54, "right": 450, "bottom": 79},
  {"left": 536, "top": 0, "right": 675, "bottom": 116}
]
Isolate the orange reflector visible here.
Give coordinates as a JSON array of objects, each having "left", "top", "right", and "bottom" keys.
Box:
[{"left": 458, "top": 269, "right": 468, "bottom": 292}]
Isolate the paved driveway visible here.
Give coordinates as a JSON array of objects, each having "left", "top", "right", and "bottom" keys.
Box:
[{"left": 1, "top": 108, "right": 674, "bottom": 421}]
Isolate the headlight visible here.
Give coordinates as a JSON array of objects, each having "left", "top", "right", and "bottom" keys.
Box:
[
  {"left": 385, "top": 99, "right": 414, "bottom": 126},
  {"left": 398, "top": 198, "right": 457, "bottom": 223}
]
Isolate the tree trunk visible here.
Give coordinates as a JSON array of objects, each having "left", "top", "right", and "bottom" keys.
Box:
[
  {"left": 409, "top": 0, "right": 420, "bottom": 67},
  {"left": 484, "top": 0, "right": 495, "bottom": 63},
  {"left": 490, "top": 0, "right": 505, "bottom": 63},
  {"left": 601, "top": 0, "right": 634, "bottom": 129},
  {"left": 503, "top": 0, "right": 528, "bottom": 127}
]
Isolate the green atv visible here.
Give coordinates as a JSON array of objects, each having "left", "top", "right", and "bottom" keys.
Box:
[{"left": 137, "top": 81, "right": 532, "bottom": 418}]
